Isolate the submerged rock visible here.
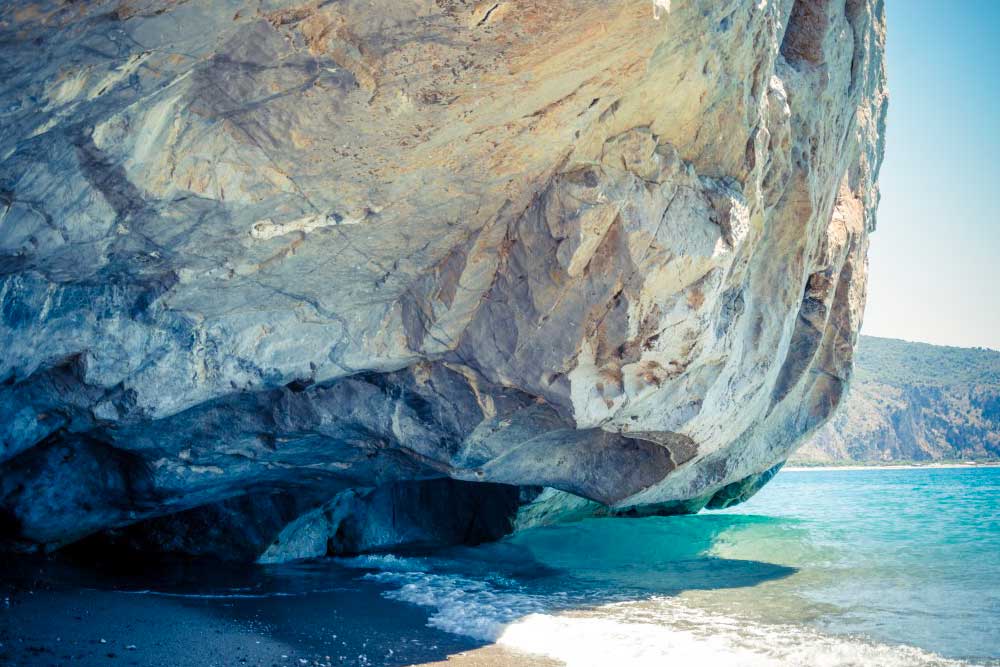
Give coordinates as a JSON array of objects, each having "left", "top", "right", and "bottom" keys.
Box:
[{"left": 0, "top": 0, "right": 886, "bottom": 559}]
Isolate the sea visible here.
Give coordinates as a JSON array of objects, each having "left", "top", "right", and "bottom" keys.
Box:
[
  {"left": 341, "top": 466, "right": 1000, "bottom": 666},
  {"left": 6, "top": 467, "right": 998, "bottom": 666}
]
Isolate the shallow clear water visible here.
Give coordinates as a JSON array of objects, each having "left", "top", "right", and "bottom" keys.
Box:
[{"left": 344, "top": 467, "right": 1000, "bottom": 666}]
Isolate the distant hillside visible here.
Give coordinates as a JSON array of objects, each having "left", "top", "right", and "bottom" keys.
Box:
[{"left": 791, "top": 336, "right": 1000, "bottom": 463}]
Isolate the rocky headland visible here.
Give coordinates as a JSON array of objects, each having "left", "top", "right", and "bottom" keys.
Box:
[{"left": 793, "top": 336, "right": 1000, "bottom": 464}]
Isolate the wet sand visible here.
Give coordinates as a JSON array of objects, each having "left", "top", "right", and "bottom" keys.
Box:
[
  {"left": 414, "top": 645, "right": 560, "bottom": 667},
  {"left": 0, "top": 556, "right": 536, "bottom": 667}
]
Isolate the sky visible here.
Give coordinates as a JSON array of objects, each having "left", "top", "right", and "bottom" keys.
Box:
[{"left": 861, "top": 0, "right": 1000, "bottom": 350}]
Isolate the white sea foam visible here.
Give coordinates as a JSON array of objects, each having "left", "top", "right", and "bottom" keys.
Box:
[
  {"left": 497, "top": 601, "right": 972, "bottom": 667},
  {"left": 356, "top": 556, "right": 975, "bottom": 667},
  {"left": 335, "top": 554, "right": 430, "bottom": 572},
  {"left": 363, "top": 570, "right": 546, "bottom": 641}
]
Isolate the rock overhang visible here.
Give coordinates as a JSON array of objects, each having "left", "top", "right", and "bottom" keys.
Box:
[{"left": 0, "top": 0, "right": 887, "bottom": 559}]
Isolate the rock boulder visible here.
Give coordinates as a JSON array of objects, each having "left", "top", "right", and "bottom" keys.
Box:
[{"left": 0, "top": 0, "right": 887, "bottom": 558}]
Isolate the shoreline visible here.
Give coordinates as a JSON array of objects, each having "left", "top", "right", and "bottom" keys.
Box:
[{"left": 783, "top": 462, "right": 1000, "bottom": 472}]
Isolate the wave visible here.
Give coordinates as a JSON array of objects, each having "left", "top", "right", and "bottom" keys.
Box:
[
  {"left": 364, "top": 569, "right": 549, "bottom": 641},
  {"left": 497, "top": 601, "right": 972, "bottom": 667},
  {"left": 335, "top": 554, "right": 430, "bottom": 572},
  {"left": 352, "top": 556, "right": 978, "bottom": 667}
]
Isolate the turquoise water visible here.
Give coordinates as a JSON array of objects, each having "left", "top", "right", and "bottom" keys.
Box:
[
  {"left": 718, "top": 467, "right": 1000, "bottom": 661},
  {"left": 346, "top": 467, "right": 1000, "bottom": 666}
]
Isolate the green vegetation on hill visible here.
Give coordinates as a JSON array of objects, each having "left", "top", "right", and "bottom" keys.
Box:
[{"left": 853, "top": 336, "right": 1000, "bottom": 387}]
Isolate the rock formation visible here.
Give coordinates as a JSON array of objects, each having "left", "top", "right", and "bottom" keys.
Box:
[{"left": 0, "top": 0, "right": 887, "bottom": 559}]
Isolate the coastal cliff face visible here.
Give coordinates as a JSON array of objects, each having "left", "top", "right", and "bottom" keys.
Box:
[
  {"left": 794, "top": 337, "right": 1000, "bottom": 464},
  {"left": 0, "top": 0, "right": 886, "bottom": 559}
]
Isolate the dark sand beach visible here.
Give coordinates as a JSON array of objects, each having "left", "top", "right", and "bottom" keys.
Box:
[{"left": 0, "top": 556, "right": 526, "bottom": 667}]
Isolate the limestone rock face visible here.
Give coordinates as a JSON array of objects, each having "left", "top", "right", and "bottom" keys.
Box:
[{"left": 0, "top": 0, "right": 886, "bottom": 556}]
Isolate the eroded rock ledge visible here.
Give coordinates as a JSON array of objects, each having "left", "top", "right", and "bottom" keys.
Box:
[{"left": 0, "top": 0, "right": 886, "bottom": 560}]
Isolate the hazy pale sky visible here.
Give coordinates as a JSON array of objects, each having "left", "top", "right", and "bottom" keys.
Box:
[{"left": 861, "top": 0, "right": 1000, "bottom": 350}]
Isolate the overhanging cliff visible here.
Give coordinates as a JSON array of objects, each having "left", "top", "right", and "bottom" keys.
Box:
[{"left": 0, "top": 0, "right": 886, "bottom": 559}]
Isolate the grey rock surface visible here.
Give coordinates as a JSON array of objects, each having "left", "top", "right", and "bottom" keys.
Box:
[{"left": 0, "top": 0, "right": 886, "bottom": 557}]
